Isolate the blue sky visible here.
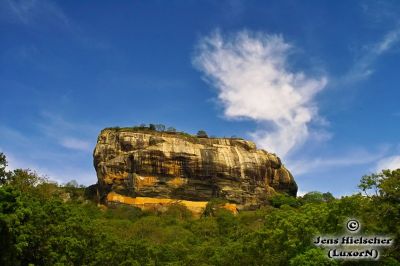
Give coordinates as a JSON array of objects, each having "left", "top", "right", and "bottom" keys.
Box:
[{"left": 1, "top": 0, "right": 400, "bottom": 196}]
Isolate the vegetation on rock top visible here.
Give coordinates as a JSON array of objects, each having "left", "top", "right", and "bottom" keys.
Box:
[{"left": 102, "top": 123, "right": 245, "bottom": 140}]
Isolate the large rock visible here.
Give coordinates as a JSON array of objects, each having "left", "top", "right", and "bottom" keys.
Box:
[{"left": 93, "top": 128, "right": 297, "bottom": 213}]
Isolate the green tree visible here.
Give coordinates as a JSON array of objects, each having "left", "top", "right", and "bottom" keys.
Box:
[
  {"left": 149, "top": 124, "right": 156, "bottom": 130},
  {"left": 196, "top": 130, "right": 208, "bottom": 138},
  {"left": 378, "top": 169, "right": 400, "bottom": 200},
  {"left": 301, "top": 191, "right": 335, "bottom": 204},
  {"left": 269, "top": 193, "right": 301, "bottom": 208},
  {"left": 0, "top": 185, "right": 31, "bottom": 266},
  {"left": 358, "top": 172, "right": 381, "bottom": 196},
  {"left": 2, "top": 150, "right": 400, "bottom": 265},
  {"left": 155, "top": 124, "right": 166, "bottom": 131},
  {"left": 289, "top": 248, "right": 338, "bottom": 266},
  {"left": 166, "top": 127, "right": 176, "bottom": 132},
  {"left": 0, "top": 152, "right": 10, "bottom": 184},
  {"left": 6, "top": 169, "right": 44, "bottom": 194},
  {"left": 361, "top": 169, "right": 400, "bottom": 260}
]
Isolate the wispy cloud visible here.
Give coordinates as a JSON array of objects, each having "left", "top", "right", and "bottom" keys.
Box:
[
  {"left": 0, "top": 112, "right": 99, "bottom": 185},
  {"left": 0, "top": 125, "right": 30, "bottom": 144},
  {"left": 297, "top": 190, "right": 308, "bottom": 197},
  {"left": 2, "top": 148, "right": 93, "bottom": 185},
  {"left": 375, "top": 155, "right": 400, "bottom": 172},
  {"left": 1, "top": 0, "right": 113, "bottom": 52},
  {"left": 361, "top": 1, "right": 400, "bottom": 26},
  {"left": 289, "top": 148, "right": 387, "bottom": 176},
  {"left": 37, "top": 112, "right": 96, "bottom": 153},
  {"left": 60, "top": 137, "right": 92, "bottom": 152},
  {"left": 342, "top": 27, "right": 400, "bottom": 84},
  {"left": 193, "top": 30, "right": 327, "bottom": 157},
  {"left": 1, "top": 0, "right": 71, "bottom": 27}
]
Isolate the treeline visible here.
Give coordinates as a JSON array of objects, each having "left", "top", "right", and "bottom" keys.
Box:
[
  {"left": 105, "top": 123, "right": 244, "bottom": 139},
  {"left": 0, "top": 153, "right": 399, "bottom": 265},
  {"left": 106, "top": 123, "right": 178, "bottom": 133}
]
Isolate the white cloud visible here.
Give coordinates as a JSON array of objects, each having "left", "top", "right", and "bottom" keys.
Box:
[
  {"left": 376, "top": 28, "right": 400, "bottom": 54},
  {"left": 60, "top": 137, "right": 91, "bottom": 152},
  {"left": 2, "top": 148, "right": 95, "bottom": 185},
  {"left": 1, "top": 0, "right": 70, "bottom": 27},
  {"left": 343, "top": 27, "right": 400, "bottom": 83},
  {"left": 193, "top": 30, "right": 327, "bottom": 157},
  {"left": 0, "top": 126, "right": 30, "bottom": 144},
  {"left": 37, "top": 112, "right": 96, "bottom": 153},
  {"left": 297, "top": 190, "right": 308, "bottom": 197},
  {"left": 0, "top": 113, "right": 98, "bottom": 185},
  {"left": 375, "top": 155, "right": 400, "bottom": 172},
  {"left": 289, "top": 149, "right": 386, "bottom": 176}
]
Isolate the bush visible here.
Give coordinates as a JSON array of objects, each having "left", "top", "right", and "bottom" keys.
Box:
[
  {"left": 301, "top": 191, "right": 335, "bottom": 204},
  {"left": 161, "top": 204, "right": 193, "bottom": 221},
  {"left": 196, "top": 130, "right": 208, "bottom": 138},
  {"left": 269, "top": 193, "right": 301, "bottom": 208},
  {"left": 203, "top": 198, "right": 228, "bottom": 216},
  {"left": 289, "top": 248, "right": 338, "bottom": 266}
]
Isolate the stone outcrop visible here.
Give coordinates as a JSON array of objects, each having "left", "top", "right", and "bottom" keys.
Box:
[{"left": 93, "top": 128, "right": 297, "bottom": 214}]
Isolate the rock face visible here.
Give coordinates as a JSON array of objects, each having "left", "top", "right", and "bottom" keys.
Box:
[{"left": 93, "top": 128, "right": 297, "bottom": 213}]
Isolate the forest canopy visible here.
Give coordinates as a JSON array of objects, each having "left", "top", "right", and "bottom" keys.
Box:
[{"left": 0, "top": 152, "right": 399, "bottom": 266}]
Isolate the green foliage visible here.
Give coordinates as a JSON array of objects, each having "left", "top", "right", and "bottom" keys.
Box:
[
  {"left": 0, "top": 152, "right": 10, "bottom": 184},
  {"left": 6, "top": 169, "right": 47, "bottom": 196},
  {"left": 269, "top": 193, "right": 301, "bottom": 208},
  {"left": 166, "top": 126, "right": 177, "bottom": 132},
  {"left": 359, "top": 173, "right": 381, "bottom": 196},
  {"left": 360, "top": 169, "right": 400, "bottom": 259},
  {"left": 0, "top": 185, "right": 30, "bottom": 265},
  {"left": 378, "top": 169, "right": 400, "bottom": 200},
  {"left": 289, "top": 248, "right": 338, "bottom": 266},
  {"left": 161, "top": 203, "right": 193, "bottom": 221},
  {"left": 214, "top": 208, "right": 238, "bottom": 236},
  {"left": 103, "top": 124, "right": 245, "bottom": 141},
  {"left": 196, "top": 130, "right": 208, "bottom": 138},
  {"left": 149, "top": 123, "right": 156, "bottom": 130},
  {"left": 104, "top": 204, "right": 144, "bottom": 221},
  {"left": 84, "top": 184, "right": 98, "bottom": 202},
  {"left": 203, "top": 197, "right": 232, "bottom": 217},
  {"left": 155, "top": 124, "right": 166, "bottom": 131},
  {"left": 301, "top": 191, "right": 335, "bottom": 204},
  {"left": 0, "top": 152, "right": 399, "bottom": 265}
]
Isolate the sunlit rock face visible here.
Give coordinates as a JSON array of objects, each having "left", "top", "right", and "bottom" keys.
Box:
[{"left": 93, "top": 128, "right": 297, "bottom": 212}]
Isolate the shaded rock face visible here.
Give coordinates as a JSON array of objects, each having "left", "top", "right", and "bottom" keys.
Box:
[{"left": 94, "top": 129, "right": 297, "bottom": 210}]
